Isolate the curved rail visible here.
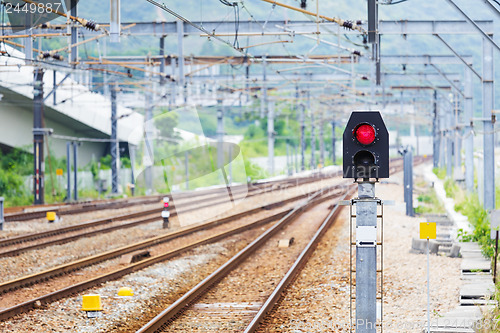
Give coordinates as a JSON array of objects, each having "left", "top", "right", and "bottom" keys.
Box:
[{"left": 136, "top": 188, "right": 350, "bottom": 333}]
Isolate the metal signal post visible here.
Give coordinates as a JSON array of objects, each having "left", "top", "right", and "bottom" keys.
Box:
[{"left": 344, "top": 111, "right": 389, "bottom": 332}]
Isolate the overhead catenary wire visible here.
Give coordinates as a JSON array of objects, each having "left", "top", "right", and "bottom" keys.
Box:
[
  {"left": 142, "top": 0, "right": 252, "bottom": 56},
  {"left": 257, "top": 0, "right": 366, "bottom": 33}
]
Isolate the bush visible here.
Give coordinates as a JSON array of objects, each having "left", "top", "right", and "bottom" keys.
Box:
[
  {"left": 455, "top": 191, "right": 493, "bottom": 257},
  {"left": 433, "top": 167, "right": 446, "bottom": 180}
]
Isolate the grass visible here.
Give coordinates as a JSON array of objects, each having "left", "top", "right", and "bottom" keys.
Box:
[{"left": 414, "top": 188, "right": 445, "bottom": 215}]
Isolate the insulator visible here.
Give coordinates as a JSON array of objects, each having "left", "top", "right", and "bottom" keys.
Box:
[
  {"left": 356, "top": 20, "right": 363, "bottom": 25},
  {"left": 52, "top": 54, "right": 63, "bottom": 61},
  {"left": 84, "top": 20, "right": 99, "bottom": 31},
  {"left": 300, "top": 0, "right": 306, "bottom": 8},
  {"left": 342, "top": 21, "right": 353, "bottom": 30},
  {"left": 353, "top": 50, "right": 361, "bottom": 56},
  {"left": 38, "top": 52, "right": 51, "bottom": 59}
]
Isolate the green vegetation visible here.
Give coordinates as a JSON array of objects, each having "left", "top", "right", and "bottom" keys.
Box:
[
  {"left": 414, "top": 189, "right": 445, "bottom": 215},
  {"left": 432, "top": 167, "right": 446, "bottom": 180},
  {"left": 0, "top": 148, "right": 33, "bottom": 206},
  {"left": 455, "top": 192, "right": 493, "bottom": 257}
]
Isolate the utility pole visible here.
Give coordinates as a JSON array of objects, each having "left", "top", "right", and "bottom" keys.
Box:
[
  {"left": 33, "top": 68, "right": 45, "bottom": 205},
  {"left": 73, "top": 142, "right": 78, "bottom": 201},
  {"left": 217, "top": 91, "right": 224, "bottom": 170},
  {"left": 160, "top": 36, "right": 166, "bottom": 85},
  {"left": 446, "top": 107, "right": 453, "bottom": 178},
  {"left": 310, "top": 111, "right": 316, "bottom": 169},
  {"left": 308, "top": 91, "right": 315, "bottom": 169},
  {"left": 319, "top": 112, "right": 325, "bottom": 167},
  {"left": 300, "top": 103, "right": 306, "bottom": 171},
  {"left": 111, "top": 84, "right": 119, "bottom": 194},
  {"left": 482, "top": 38, "right": 495, "bottom": 210},
  {"left": 70, "top": 0, "right": 78, "bottom": 67},
  {"left": 144, "top": 70, "right": 154, "bottom": 195},
  {"left": 110, "top": 0, "right": 120, "bottom": 43},
  {"left": 432, "top": 90, "right": 440, "bottom": 168},
  {"left": 261, "top": 55, "right": 267, "bottom": 118},
  {"left": 177, "top": 20, "right": 186, "bottom": 103},
  {"left": 464, "top": 68, "right": 474, "bottom": 192},
  {"left": 331, "top": 121, "right": 337, "bottom": 164},
  {"left": 66, "top": 142, "right": 71, "bottom": 202},
  {"left": 268, "top": 102, "right": 275, "bottom": 175}
]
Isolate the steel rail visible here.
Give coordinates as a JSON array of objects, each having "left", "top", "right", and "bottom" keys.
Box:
[
  {"left": 0, "top": 172, "right": 338, "bottom": 251},
  {"left": 136, "top": 157, "right": 417, "bottom": 333},
  {"left": 244, "top": 187, "right": 355, "bottom": 332},
  {"left": 0, "top": 204, "right": 299, "bottom": 321},
  {"left": 3, "top": 170, "right": 334, "bottom": 222},
  {"left": 0, "top": 183, "right": 348, "bottom": 294},
  {"left": 135, "top": 188, "right": 348, "bottom": 333}
]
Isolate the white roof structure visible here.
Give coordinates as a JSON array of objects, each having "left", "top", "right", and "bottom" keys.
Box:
[{"left": 0, "top": 45, "right": 144, "bottom": 145}]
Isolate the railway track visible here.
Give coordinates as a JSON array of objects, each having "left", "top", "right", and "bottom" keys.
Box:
[
  {"left": 0, "top": 182, "right": 349, "bottom": 321},
  {"left": 0, "top": 171, "right": 340, "bottom": 256},
  {"left": 136, "top": 186, "right": 354, "bottom": 332},
  {"left": 3, "top": 169, "right": 336, "bottom": 223},
  {"left": 0, "top": 158, "right": 418, "bottom": 327}
]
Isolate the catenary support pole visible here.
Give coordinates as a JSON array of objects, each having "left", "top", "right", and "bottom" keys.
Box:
[
  {"left": 111, "top": 85, "right": 119, "bottom": 194},
  {"left": 432, "top": 90, "right": 440, "bottom": 168},
  {"left": 184, "top": 150, "right": 189, "bottom": 190},
  {"left": 73, "top": 142, "right": 78, "bottom": 201},
  {"left": 70, "top": 0, "right": 77, "bottom": 66},
  {"left": 482, "top": 38, "right": 495, "bottom": 210},
  {"left": 176, "top": 20, "right": 186, "bottom": 103},
  {"left": 268, "top": 102, "right": 275, "bottom": 175},
  {"left": 129, "top": 144, "right": 136, "bottom": 196},
  {"left": 217, "top": 93, "right": 224, "bottom": 170},
  {"left": 439, "top": 100, "right": 447, "bottom": 168},
  {"left": 446, "top": 108, "right": 453, "bottom": 178},
  {"left": 66, "top": 141, "right": 71, "bottom": 202},
  {"left": 294, "top": 144, "right": 298, "bottom": 174},
  {"left": 110, "top": 0, "right": 120, "bottom": 43},
  {"left": 144, "top": 70, "right": 154, "bottom": 195},
  {"left": 261, "top": 55, "right": 267, "bottom": 118},
  {"left": 159, "top": 37, "right": 166, "bottom": 85},
  {"left": 33, "top": 68, "right": 45, "bottom": 205},
  {"left": 332, "top": 121, "right": 336, "bottom": 164},
  {"left": 300, "top": 104, "right": 306, "bottom": 171},
  {"left": 0, "top": 197, "right": 3, "bottom": 231},
  {"left": 319, "top": 112, "right": 325, "bottom": 167},
  {"left": 310, "top": 112, "right": 316, "bottom": 169}
]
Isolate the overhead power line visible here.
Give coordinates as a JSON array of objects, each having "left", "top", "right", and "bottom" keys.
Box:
[{"left": 143, "top": 0, "right": 250, "bottom": 56}]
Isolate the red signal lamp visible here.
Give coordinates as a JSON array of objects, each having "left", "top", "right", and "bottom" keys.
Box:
[{"left": 354, "top": 124, "right": 376, "bottom": 145}]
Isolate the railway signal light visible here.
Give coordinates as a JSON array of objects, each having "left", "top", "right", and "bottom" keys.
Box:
[
  {"left": 162, "top": 197, "right": 170, "bottom": 229},
  {"left": 343, "top": 111, "right": 389, "bottom": 180}
]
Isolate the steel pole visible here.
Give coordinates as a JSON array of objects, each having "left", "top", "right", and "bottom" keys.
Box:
[
  {"left": 331, "top": 121, "right": 336, "bottom": 164},
  {"left": 300, "top": 104, "right": 305, "bottom": 171},
  {"left": 33, "top": 68, "right": 45, "bottom": 205},
  {"left": 111, "top": 85, "right": 119, "bottom": 194},
  {"left": 66, "top": 142, "right": 71, "bottom": 202},
  {"left": 446, "top": 109, "right": 453, "bottom": 178},
  {"left": 432, "top": 90, "right": 440, "bottom": 168},
  {"left": 70, "top": 0, "right": 77, "bottom": 67},
  {"left": 0, "top": 197, "right": 4, "bottom": 231},
  {"left": 356, "top": 182, "right": 377, "bottom": 333},
  {"left": 73, "top": 142, "right": 78, "bottom": 201},
  {"left": 144, "top": 70, "right": 154, "bottom": 195},
  {"left": 310, "top": 112, "right": 316, "bottom": 169},
  {"left": 268, "top": 102, "right": 275, "bottom": 175},
  {"left": 217, "top": 95, "right": 224, "bottom": 170},
  {"left": 482, "top": 38, "right": 495, "bottom": 210}
]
